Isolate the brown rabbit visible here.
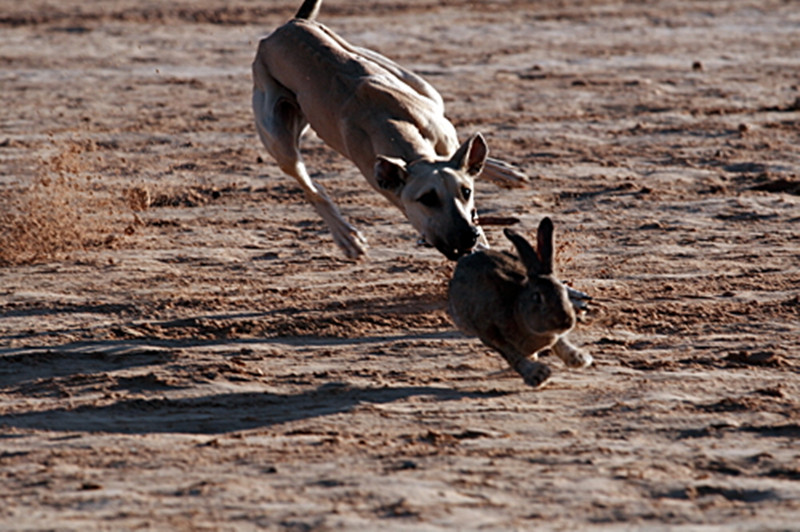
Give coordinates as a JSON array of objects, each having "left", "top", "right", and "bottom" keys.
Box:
[{"left": 448, "top": 217, "right": 592, "bottom": 388}]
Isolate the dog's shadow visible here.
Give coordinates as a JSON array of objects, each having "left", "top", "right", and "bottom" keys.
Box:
[
  {"left": 0, "top": 300, "right": 494, "bottom": 435},
  {"left": 0, "top": 380, "right": 507, "bottom": 435}
]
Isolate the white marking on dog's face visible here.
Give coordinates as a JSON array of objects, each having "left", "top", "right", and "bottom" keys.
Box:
[{"left": 401, "top": 161, "right": 480, "bottom": 260}]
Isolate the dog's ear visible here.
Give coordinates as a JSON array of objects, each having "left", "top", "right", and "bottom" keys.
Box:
[
  {"left": 452, "top": 133, "right": 488, "bottom": 177},
  {"left": 374, "top": 156, "right": 408, "bottom": 192}
]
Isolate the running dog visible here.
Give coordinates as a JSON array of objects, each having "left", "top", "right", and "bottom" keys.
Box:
[{"left": 252, "top": 0, "right": 526, "bottom": 260}]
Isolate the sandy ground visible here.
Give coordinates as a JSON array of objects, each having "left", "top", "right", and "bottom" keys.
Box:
[{"left": 1, "top": 0, "right": 799, "bottom": 530}]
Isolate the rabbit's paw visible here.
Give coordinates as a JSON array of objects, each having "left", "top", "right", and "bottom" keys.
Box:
[
  {"left": 566, "top": 350, "right": 593, "bottom": 369},
  {"left": 566, "top": 349, "right": 594, "bottom": 369},
  {"left": 517, "top": 359, "right": 552, "bottom": 388},
  {"left": 554, "top": 338, "right": 593, "bottom": 369}
]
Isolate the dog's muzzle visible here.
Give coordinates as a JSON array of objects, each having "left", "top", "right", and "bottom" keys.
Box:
[{"left": 437, "top": 225, "right": 481, "bottom": 261}]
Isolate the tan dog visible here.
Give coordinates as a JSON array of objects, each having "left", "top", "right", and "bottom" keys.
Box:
[{"left": 252, "top": 0, "right": 526, "bottom": 260}]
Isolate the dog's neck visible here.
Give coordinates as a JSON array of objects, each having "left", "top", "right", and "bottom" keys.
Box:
[
  {"left": 372, "top": 120, "right": 439, "bottom": 162},
  {"left": 349, "top": 119, "right": 443, "bottom": 187}
]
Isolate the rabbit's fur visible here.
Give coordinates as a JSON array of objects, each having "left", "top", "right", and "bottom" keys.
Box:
[{"left": 448, "top": 217, "right": 592, "bottom": 388}]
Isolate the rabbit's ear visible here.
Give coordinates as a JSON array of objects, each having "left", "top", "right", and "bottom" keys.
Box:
[
  {"left": 536, "top": 217, "right": 554, "bottom": 275},
  {"left": 504, "top": 228, "right": 543, "bottom": 274}
]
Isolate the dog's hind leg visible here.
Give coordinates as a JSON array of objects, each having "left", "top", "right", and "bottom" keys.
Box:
[
  {"left": 481, "top": 158, "right": 529, "bottom": 189},
  {"left": 252, "top": 61, "right": 368, "bottom": 258}
]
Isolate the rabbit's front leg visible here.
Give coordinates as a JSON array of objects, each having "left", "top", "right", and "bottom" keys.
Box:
[
  {"left": 515, "top": 356, "right": 552, "bottom": 388},
  {"left": 482, "top": 328, "right": 553, "bottom": 388},
  {"left": 552, "top": 336, "right": 593, "bottom": 369}
]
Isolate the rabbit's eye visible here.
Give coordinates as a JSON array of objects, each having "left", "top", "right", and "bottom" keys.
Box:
[
  {"left": 531, "top": 292, "right": 543, "bottom": 305},
  {"left": 461, "top": 186, "right": 472, "bottom": 200},
  {"left": 418, "top": 190, "right": 441, "bottom": 208}
]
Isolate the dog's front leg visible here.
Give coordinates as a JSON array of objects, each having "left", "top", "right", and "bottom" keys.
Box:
[
  {"left": 276, "top": 158, "right": 368, "bottom": 258},
  {"left": 300, "top": 175, "right": 368, "bottom": 259}
]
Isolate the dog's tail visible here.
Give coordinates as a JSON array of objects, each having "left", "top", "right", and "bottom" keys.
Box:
[{"left": 295, "top": 0, "right": 322, "bottom": 20}]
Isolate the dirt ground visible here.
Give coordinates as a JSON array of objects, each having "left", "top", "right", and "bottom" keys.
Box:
[{"left": 1, "top": 0, "right": 799, "bottom": 530}]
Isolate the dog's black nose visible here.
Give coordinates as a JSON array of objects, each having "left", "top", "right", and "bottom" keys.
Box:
[
  {"left": 452, "top": 227, "right": 480, "bottom": 258},
  {"left": 467, "top": 226, "right": 481, "bottom": 246}
]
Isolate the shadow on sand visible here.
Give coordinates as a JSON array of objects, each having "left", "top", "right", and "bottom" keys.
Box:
[{"left": 0, "top": 381, "right": 508, "bottom": 435}]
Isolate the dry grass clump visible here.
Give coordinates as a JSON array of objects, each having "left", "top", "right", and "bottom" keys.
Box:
[
  {"left": 0, "top": 175, "right": 88, "bottom": 265},
  {"left": 0, "top": 141, "right": 130, "bottom": 266}
]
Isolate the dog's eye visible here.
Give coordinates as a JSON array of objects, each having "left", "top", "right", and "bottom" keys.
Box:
[
  {"left": 418, "top": 190, "right": 440, "bottom": 208},
  {"left": 461, "top": 186, "right": 472, "bottom": 200}
]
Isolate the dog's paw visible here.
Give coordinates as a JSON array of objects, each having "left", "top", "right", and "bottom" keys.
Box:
[{"left": 335, "top": 226, "right": 368, "bottom": 259}]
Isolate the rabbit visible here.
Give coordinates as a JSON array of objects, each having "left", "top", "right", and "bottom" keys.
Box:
[{"left": 448, "top": 217, "right": 592, "bottom": 388}]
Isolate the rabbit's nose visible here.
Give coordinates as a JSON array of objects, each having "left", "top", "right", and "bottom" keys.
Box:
[{"left": 557, "top": 309, "right": 576, "bottom": 331}]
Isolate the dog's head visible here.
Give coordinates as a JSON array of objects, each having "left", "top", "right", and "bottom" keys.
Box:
[{"left": 374, "top": 133, "right": 487, "bottom": 261}]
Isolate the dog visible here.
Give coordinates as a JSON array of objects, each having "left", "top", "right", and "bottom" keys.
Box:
[{"left": 252, "top": 0, "right": 526, "bottom": 260}]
